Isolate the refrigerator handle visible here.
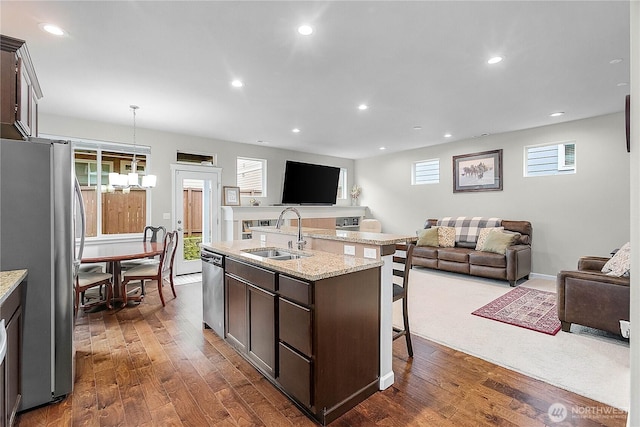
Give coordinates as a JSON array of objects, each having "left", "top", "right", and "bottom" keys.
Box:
[{"left": 74, "top": 176, "right": 86, "bottom": 277}]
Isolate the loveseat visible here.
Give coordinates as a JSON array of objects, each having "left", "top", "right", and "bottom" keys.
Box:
[
  {"left": 557, "top": 254, "right": 630, "bottom": 336},
  {"left": 412, "top": 217, "right": 532, "bottom": 286}
]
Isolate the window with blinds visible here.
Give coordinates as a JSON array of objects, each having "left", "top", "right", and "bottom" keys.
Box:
[
  {"left": 237, "top": 157, "right": 266, "bottom": 196},
  {"left": 525, "top": 141, "right": 576, "bottom": 177},
  {"left": 412, "top": 158, "right": 440, "bottom": 185}
]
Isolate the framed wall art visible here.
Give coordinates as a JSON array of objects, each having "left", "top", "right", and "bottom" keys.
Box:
[
  {"left": 453, "top": 149, "right": 503, "bottom": 193},
  {"left": 223, "top": 186, "right": 241, "bottom": 206}
]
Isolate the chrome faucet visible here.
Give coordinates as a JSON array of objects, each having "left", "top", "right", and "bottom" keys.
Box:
[{"left": 276, "top": 207, "right": 307, "bottom": 250}]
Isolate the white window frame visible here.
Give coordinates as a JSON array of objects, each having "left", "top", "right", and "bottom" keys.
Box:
[
  {"left": 237, "top": 156, "right": 267, "bottom": 197},
  {"left": 557, "top": 142, "right": 576, "bottom": 171},
  {"left": 337, "top": 168, "right": 347, "bottom": 199},
  {"left": 412, "top": 158, "right": 440, "bottom": 185},
  {"left": 43, "top": 133, "right": 153, "bottom": 241},
  {"left": 524, "top": 140, "right": 576, "bottom": 177}
]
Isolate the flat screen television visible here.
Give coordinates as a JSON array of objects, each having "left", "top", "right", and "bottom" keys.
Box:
[{"left": 281, "top": 161, "right": 340, "bottom": 205}]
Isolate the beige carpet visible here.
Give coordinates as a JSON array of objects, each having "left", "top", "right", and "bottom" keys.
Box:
[{"left": 393, "top": 268, "right": 630, "bottom": 411}]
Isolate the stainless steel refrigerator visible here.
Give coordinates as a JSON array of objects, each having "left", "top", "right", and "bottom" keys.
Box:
[{"left": 0, "top": 137, "right": 84, "bottom": 411}]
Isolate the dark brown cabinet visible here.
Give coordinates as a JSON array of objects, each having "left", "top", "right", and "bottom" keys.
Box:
[
  {"left": 277, "top": 269, "right": 381, "bottom": 425},
  {"left": 0, "top": 279, "right": 24, "bottom": 427},
  {"left": 224, "top": 258, "right": 277, "bottom": 378},
  {"left": 0, "top": 35, "right": 42, "bottom": 140},
  {"left": 223, "top": 255, "right": 381, "bottom": 426}
]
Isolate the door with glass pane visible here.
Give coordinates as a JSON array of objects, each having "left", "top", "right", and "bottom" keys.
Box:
[{"left": 173, "top": 166, "right": 220, "bottom": 275}]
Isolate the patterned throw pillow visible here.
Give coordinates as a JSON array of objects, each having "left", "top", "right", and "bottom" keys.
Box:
[
  {"left": 602, "top": 242, "right": 631, "bottom": 277},
  {"left": 437, "top": 226, "right": 456, "bottom": 248},
  {"left": 475, "top": 227, "right": 504, "bottom": 250},
  {"left": 416, "top": 228, "right": 439, "bottom": 247}
]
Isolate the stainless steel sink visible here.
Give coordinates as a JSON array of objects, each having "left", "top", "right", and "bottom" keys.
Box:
[{"left": 242, "top": 248, "right": 311, "bottom": 261}]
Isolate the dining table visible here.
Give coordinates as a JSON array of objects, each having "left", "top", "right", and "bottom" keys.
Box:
[{"left": 81, "top": 241, "right": 164, "bottom": 303}]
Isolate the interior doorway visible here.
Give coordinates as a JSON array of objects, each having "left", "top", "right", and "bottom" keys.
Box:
[{"left": 171, "top": 164, "right": 221, "bottom": 275}]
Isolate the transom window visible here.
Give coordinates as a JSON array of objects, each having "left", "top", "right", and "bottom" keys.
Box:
[{"left": 525, "top": 141, "right": 576, "bottom": 177}]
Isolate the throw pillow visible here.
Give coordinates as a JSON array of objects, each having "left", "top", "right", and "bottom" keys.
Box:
[
  {"left": 475, "top": 227, "right": 504, "bottom": 250},
  {"left": 437, "top": 226, "right": 456, "bottom": 248},
  {"left": 416, "top": 228, "right": 439, "bottom": 247},
  {"left": 480, "top": 230, "right": 518, "bottom": 255},
  {"left": 602, "top": 242, "right": 631, "bottom": 277}
]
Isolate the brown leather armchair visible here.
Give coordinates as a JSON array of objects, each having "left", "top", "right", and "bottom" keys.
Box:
[{"left": 557, "top": 256, "right": 630, "bottom": 336}]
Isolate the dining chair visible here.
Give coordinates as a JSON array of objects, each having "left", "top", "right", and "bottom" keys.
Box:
[
  {"left": 164, "top": 230, "right": 179, "bottom": 299},
  {"left": 143, "top": 225, "right": 167, "bottom": 243},
  {"left": 120, "top": 230, "right": 177, "bottom": 306},
  {"left": 75, "top": 271, "right": 113, "bottom": 315},
  {"left": 122, "top": 225, "right": 168, "bottom": 270},
  {"left": 392, "top": 242, "right": 415, "bottom": 357}
]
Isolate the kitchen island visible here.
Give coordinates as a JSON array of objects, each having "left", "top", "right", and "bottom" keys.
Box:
[
  {"left": 201, "top": 240, "right": 383, "bottom": 425},
  {"left": 249, "top": 226, "right": 416, "bottom": 390}
]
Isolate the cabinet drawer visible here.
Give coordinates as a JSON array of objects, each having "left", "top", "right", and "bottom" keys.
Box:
[
  {"left": 279, "top": 275, "right": 311, "bottom": 306},
  {"left": 279, "top": 342, "right": 311, "bottom": 408},
  {"left": 226, "top": 258, "right": 276, "bottom": 292},
  {"left": 279, "top": 298, "right": 312, "bottom": 357}
]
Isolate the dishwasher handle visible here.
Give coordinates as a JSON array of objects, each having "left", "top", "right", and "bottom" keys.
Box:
[{"left": 201, "top": 251, "right": 224, "bottom": 267}]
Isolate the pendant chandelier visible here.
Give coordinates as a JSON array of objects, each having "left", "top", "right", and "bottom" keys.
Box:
[{"left": 108, "top": 105, "right": 157, "bottom": 191}]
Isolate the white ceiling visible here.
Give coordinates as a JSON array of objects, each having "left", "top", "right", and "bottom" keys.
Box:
[{"left": 0, "top": 1, "right": 630, "bottom": 159}]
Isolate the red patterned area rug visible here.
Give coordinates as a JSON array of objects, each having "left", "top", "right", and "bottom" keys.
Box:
[{"left": 472, "top": 286, "right": 562, "bottom": 335}]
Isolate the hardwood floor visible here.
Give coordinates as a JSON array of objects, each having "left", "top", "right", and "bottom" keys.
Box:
[{"left": 17, "top": 281, "right": 627, "bottom": 427}]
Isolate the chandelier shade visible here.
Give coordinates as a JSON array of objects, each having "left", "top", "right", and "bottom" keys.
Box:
[{"left": 108, "top": 105, "right": 157, "bottom": 190}]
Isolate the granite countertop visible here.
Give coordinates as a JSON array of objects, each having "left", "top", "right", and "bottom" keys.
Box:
[
  {"left": 201, "top": 240, "right": 383, "bottom": 282},
  {"left": 250, "top": 226, "right": 416, "bottom": 245},
  {"left": 0, "top": 269, "right": 27, "bottom": 306}
]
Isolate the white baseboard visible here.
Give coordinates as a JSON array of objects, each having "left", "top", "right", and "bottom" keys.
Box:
[
  {"left": 379, "top": 371, "right": 394, "bottom": 390},
  {"left": 529, "top": 272, "right": 556, "bottom": 281}
]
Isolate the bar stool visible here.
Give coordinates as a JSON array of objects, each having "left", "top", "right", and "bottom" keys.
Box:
[{"left": 392, "top": 242, "right": 414, "bottom": 357}]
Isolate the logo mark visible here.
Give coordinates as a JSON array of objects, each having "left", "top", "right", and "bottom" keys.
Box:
[{"left": 548, "top": 403, "right": 568, "bottom": 423}]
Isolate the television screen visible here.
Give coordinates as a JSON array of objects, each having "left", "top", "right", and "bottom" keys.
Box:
[{"left": 281, "top": 161, "right": 340, "bottom": 205}]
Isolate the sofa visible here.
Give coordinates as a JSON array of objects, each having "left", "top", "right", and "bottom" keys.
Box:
[
  {"left": 557, "top": 255, "right": 630, "bottom": 336},
  {"left": 412, "top": 217, "right": 532, "bottom": 286}
]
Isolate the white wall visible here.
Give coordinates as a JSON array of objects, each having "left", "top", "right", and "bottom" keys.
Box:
[
  {"left": 355, "top": 113, "right": 630, "bottom": 276},
  {"left": 39, "top": 113, "right": 355, "bottom": 232}
]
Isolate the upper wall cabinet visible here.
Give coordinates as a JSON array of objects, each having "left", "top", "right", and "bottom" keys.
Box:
[{"left": 1, "top": 35, "right": 43, "bottom": 140}]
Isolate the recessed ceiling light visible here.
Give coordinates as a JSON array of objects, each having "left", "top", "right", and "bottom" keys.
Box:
[
  {"left": 609, "top": 58, "right": 623, "bottom": 64},
  {"left": 487, "top": 56, "right": 503, "bottom": 65},
  {"left": 413, "top": 126, "right": 422, "bottom": 130},
  {"left": 379, "top": 147, "right": 386, "bottom": 150},
  {"left": 231, "top": 79, "right": 243, "bottom": 88},
  {"left": 444, "top": 133, "right": 452, "bottom": 138},
  {"left": 298, "top": 25, "right": 313, "bottom": 36},
  {"left": 358, "top": 104, "right": 368, "bottom": 111},
  {"left": 292, "top": 128, "right": 300, "bottom": 133},
  {"left": 39, "top": 23, "right": 65, "bottom": 36},
  {"left": 549, "top": 112, "right": 565, "bottom": 117}
]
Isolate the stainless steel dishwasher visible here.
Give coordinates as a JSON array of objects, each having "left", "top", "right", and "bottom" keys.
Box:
[{"left": 201, "top": 248, "right": 225, "bottom": 337}]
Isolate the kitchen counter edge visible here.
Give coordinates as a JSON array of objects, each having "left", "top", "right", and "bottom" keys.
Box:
[
  {"left": 0, "top": 269, "right": 27, "bottom": 305},
  {"left": 201, "top": 241, "right": 383, "bottom": 282}
]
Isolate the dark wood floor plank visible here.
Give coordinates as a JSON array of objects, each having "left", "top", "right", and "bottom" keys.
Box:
[{"left": 16, "top": 281, "right": 627, "bottom": 427}]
